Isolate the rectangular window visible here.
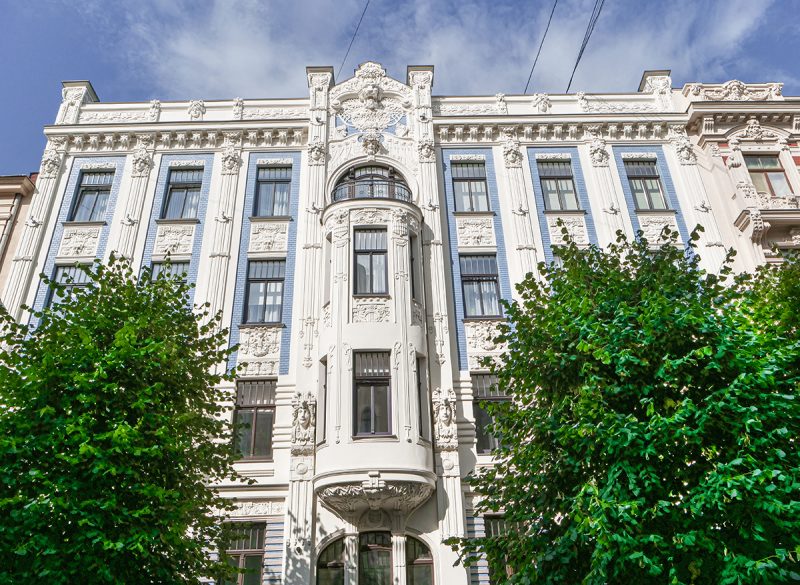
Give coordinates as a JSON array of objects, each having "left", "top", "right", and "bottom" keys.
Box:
[
  {"left": 624, "top": 160, "right": 668, "bottom": 210},
  {"left": 48, "top": 265, "right": 91, "bottom": 305},
  {"left": 417, "top": 358, "right": 430, "bottom": 440},
  {"left": 162, "top": 168, "right": 203, "bottom": 219},
  {"left": 151, "top": 261, "right": 190, "bottom": 281},
  {"left": 318, "top": 362, "right": 327, "bottom": 445},
  {"left": 537, "top": 161, "right": 579, "bottom": 210},
  {"left": 233, "top": 380, "right": 276, "bottom": 460},
  {"left": 70, "top": 171, "right": 113, "bottom": 222},
  {"left": 254, "top": 166, "right": 291, "bottom": 217},
  {"left": 221, "top": 523, "right": 265, "bottom": 585},
  {"left": 472, "top": 374, "right": 508, "bottom": 454},
  {"left": 745, "top": 155, "right": 793, "bottom": 197},
  {"left": 354, "top": 229, "right": 388, "bottom": 295},
  {"left": 353, "top": 352, "right": 391, "bottom": 436},
  {"left": 484, "top": 515, "right": 516, "bottom": 584},
  {"left": 452, "top": 162, "right": 490, "bottom": 212},
  {"left": 410, "top": 233, "right": 419, "bottom": 300},
  {"left": 244, "top": 260, "right": 286, "bottom": 323},
  {"left": 460, "top": 255, "right": 501, "bottom": 317}
]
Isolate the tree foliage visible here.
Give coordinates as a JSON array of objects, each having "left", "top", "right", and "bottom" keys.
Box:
[
  {"left": 452, "top": 230, "right": 800, "bottom": 584},
  {"left": 0, "top": 257, "right": 241, "bottom": 584}
]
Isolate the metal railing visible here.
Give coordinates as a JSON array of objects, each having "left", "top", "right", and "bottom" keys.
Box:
[{"left": 332, "top": 179, "right": 412, "bottom": 203}]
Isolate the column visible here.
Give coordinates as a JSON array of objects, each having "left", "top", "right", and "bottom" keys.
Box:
[
  {"left": 344, "top": 531, "right": 358, "bottom": 585},
  {"left": 392, "top": 533, "right": 407, "bottom": 585},
  {"left": 116, "top": 134, "right": 155, "bottom": 259},
  {"left": 584, "top": 127, "right": 631, "bottom": 245}
]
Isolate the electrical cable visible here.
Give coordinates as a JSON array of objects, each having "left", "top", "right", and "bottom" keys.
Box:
[
  {"left": 565, "top": 0, "right": 606, "bottom": 93},
  {"left": 337, "top": 0, "right": 371, "bottom": 79},
  {"left": 524, "top": 0, "right": 559, "bottom": 94}
]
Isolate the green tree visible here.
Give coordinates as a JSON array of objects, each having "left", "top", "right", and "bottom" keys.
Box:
[
  {"left": 0, "top": 257, "right": 241, "bottom": 584},
  {"left": 452, "top": 230, "right": 800, "bottom": 584}
]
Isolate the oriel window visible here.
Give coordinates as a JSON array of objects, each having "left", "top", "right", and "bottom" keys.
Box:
[
  {"left": 353, "top": 352, "right": 391, "bottom": 436},
  {"left": 244, "top": 260, "right": 286, "bottom": 323},
  {"left": 537, "top": 161, "right": 579, "bottom": 210},
  {"left": 624, "top": 160, "right": 668, "bottom": 210},
  {"left": 254, "top": 166, "right": 291, "bottom": 216},
  {"left": 354, "top": 229, "right": 388, "bottom": 295},
  {"left": 70, "top": 171, "right": 114, "bottom": 222},
  {"left": 233, "top": 380, "right": 276, "bottom": 460},
  {"left": 460, "top": 255, "right": 501, "bottom": 318},
  {"left": 452, "top": 162, "right": 490, "bottom": 212},
  {"left": 162, "top": 168, "right": 203, "bottom": 219}
]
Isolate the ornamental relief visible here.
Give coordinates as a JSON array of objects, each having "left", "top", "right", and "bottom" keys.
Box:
[
  {"left": 456, "top": 216, "right": 495, "bottom": 247},
  {"left": 684, "top": 80, "right": 782, "bottom": 101},
  {"left": 249, "top": 222, "right": 289, "bottom": 253},
  {"left": 238, "top": 358, "right": 279, "bottom": 378},
  {"left": 59, "top": 227, "right": 100, "bottom": 257},
  {"left": 351, "top": 208, "right": 391, "bottom": 226},
  {"left": 329, "top": 62, "right": 412, "bottom": 129},
  {"left": 154, "top": 224, "right": 194, "bottom": 255},
  {"left": 432, "top": 387, "right": 458, "bottom": 451},
  {"left": 547, "top": 215, "right": 589, "bottom": 246},
  {"left": 411, "top": 300, "right": 424, "bottom": 326},
  {"left": 291, "top": 391, "right": 316, "bottom": 456},
  {"left": 352, "top": 297, "right": 391, "bottom": 323},
  {"left": 638, "top": 215, "right": 680, "bottom": 244},
  {"left": 229, "top": 500, "right": 285, "bottom": 517},
  {"left": 317, "top": 478, "right": 433, "bottom": 519},
  {"left": 465, "top": 320, "right": 503, "bottom": 353},
  {"left": 239, "top": 326, "right": 281, "bottom": 358}
]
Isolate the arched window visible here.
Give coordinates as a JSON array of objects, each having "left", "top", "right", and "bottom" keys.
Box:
[
  {"left": 406, "top": 536, "right": 434, "bottom": 585},
  {"left": 359, "top": 532, "right": 392, "bottom": 585},
  {"left": 317, "top": 538, "right": 345, "bottom": 585},
  {"left": 332, "top": 165, "right": 411, "bottom": 202}
]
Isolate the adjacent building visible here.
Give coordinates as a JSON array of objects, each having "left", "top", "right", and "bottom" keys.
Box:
[{"left": 3, "top": 62, "right": 800, "bottom": 585}]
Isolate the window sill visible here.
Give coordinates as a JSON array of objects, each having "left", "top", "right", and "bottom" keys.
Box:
[
  {"left": 634, "top": 209, "right": 675, "bottom": 215},
  {"left": 62, "top": 220, "right": 107, "bottom": 227},
  {"left": 463, "top": 316, "right": 504, "bottom": 322},
  {"left": 542, "top": 209, "right": 585, "bottom": 215},
  {"left": 249, "top": 215, "right": 293, "bottom": 222},
  {"left": 234, "top": 457, "right": 274, "bottom": 463},
  {"left": 453, "top": 211, "right": 495, "bottom": 217},
  {"left": 155, "top": 217, "right": 201, "bottom": 224},
  {"left": 239, "top": 322, "right": 285, "bottom": 329},
  {"left": 352, "top": 434, "right": 398, "bottom": 441},
  {"left": 353, "top": 293, "right": 391, "bottom": 299}
]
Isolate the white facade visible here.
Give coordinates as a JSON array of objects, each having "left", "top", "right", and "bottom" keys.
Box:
[{"left": 4, "top": 63, "right": 800, "bottom": 585}]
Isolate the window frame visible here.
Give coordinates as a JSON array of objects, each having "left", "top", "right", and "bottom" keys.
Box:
[
  {"left": 150, "top": 261, "right": 190, "bottom": 282},
  {"left": 537, "top": 161, "right": 580, "bottom": 211},
  {"left": 221, "top": 522, "right": 266, "bottom": 585},
  {"left": 353, "top": 352, "right": 392, "bottom": 438},
  {"left": 253, "top": 166, "right": 292, "bottom": 217},
  {"left": 243, "top": 260, "right": 286, "bottom": 324},
  {"left": 451, "top": 162, "right": 491, "bottom": 213},
  {"left": 161, "top": 168, "right": 203, "bottom": 220},
  {"left": 353, "top": 228, "right": 389, "bottom": 296},
  {"left": 69, "top": 171, "right": 114, "bottom": 223},
  {"left": 47, "top": 264, "right": 92, "bottom": 306},
  {"left": 316, "top": 537, "right": 345, "bottom": 585},
  {"left": 472, "top": 374, "right": 509, "bottom": 454},
  {"left": 460, "top": 254, "right": 502, "bottom": 318},
  {"left": 233, "top": 380, "right": 277, "bottom": 461},
  {"left": 745, "top": 155, "right": 794, "bottom": 198},
  {"left": 406, "top": 536, "right": 434, "bottom": 585},
  {"left": 624, "top": 160, "right": 669, "bottom": 211},
  {"left": 358, "top": 532, "right": 393, "bottom": 585}
]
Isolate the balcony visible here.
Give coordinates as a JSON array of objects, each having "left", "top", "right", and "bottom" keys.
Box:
[{"left": 331, "top": 164, "right": 412, "bottom": 203}]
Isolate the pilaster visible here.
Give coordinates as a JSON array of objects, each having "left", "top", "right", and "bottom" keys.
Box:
[{"left": 116, "top": 134, "right": 156, "bottom": 259}]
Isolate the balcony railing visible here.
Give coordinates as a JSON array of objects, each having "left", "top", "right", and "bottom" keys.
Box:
[{"left": 332, "top": 179, "right": 411, "bottom": 203}]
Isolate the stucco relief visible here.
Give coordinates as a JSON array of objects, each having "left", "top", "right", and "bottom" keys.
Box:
[
  {"left": 411, "top": 301, "right": 424, "bottom": 326},
  {"left": 465, "top": 320, "right": 503, "bottom": 353},
  {"left": 187, "top": 100, "right": 205, "bottom": 120},
  {"left": 547, "top": 215, "right": 589, "bottom": 246},
  {"left": 239, "top": 359, "right": 279, "bottom": 377},
  {"left": 669, "top": 126, "right": 697, "bottom": 165},
  {"left": 638, "top": 215, "right": 680, "bottom": 244},
  {"left": 291, "top": 392, "right": 316, "bottom": 456},
  {"left": 757, "top": 192, "right": 800, "bottom": 210},
  {"left": 577, "top": 92, "right": 657, "bottom": 113},
  {"left": 154, "top": 224, "right": 194, "bottom": 255},
  {"left": 229, "top": 500, "right": 285, "bottom": 517},
  {"left": 456, "top": 216, "right": 495, "bottom": 247},
  {"left": 250, "top": 222, "right": 288, "bottom": 252},
  {"left": 239, "top": 326, "right": 281, "bottom": 358},
  {"left": 352, "top": 297, "right": 391, "bottom": 323},
  {"left": 351, "top": 208, "right": 390, "bottom": 226},
  {"left": 449, "top": 154, "right": 485, "bottom": 162},
  {"left": 131, "top": 146, "right": 154, "bottom": 178},
  {"left": 256, "top": 158, "right": 294, "bottom": 166},
  {"left": 432, "top": 387, "right": 458, "bottom": 451},
  {"left": 242, "top": 107, "right": 308, "bottom": 120},
  {"left": 59, "top": 227, "right": 100, "bottom": 257},
  {"left": 417, "top": 139, "right": 435, "bottom": 163},
  {"left": 432, "top": 102, "right": 501, "bottom": 115},
  {"left": 322, "top": 303, "right": 332, "bottom": 329},
  {"left": 317, "top": 478, "right": 433, "bottom": 519},
  {"left": 685, "top": 80, "right": 782, "bottom": 101},
  {"left": 531, "top": 93, "right": 551, "bottom": 113}
]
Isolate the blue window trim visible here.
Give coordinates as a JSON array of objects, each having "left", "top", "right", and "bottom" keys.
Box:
[
  {"left": 441, "top": 149, "right": 513, "bottom": 371},
  {"left": 228, "top": 151, "right": 301, "bottom": 376},
  {"left": 526, "top": 147, "right": 598, "bottom": 265},
  {"left": 30, "top": 156, "right": 126, "bottom": 320},
  {"left": 140, "top": 153, "right": 215, "bottom": 304},
  {"left": 612, "top": 145, "right": 691, "bottom": 244}
]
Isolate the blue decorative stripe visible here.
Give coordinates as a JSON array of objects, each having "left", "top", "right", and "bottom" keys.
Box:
[
  {"left": 228, "top": 152, "right": 301, "bottom": 376},
  {"left": 263, "top": 518, "right": 284, "bottom": 584},
  {"left": 30, "top": 156, "right": 126, "bottom": 318},
  {"left": 611, "top": 145, "right": 691, "bottom": 244},
  {"left": 140, "top": 154, "right": 214, "bottom": 304},
  {"left": 441, "top": 149, "right": 513, "bottom": 371},
  {"left": 526, "top": 147, "right": 598, "bottom": 265},
  {"left": 466, "top": 515, "right": 490, "bottom": 585}
]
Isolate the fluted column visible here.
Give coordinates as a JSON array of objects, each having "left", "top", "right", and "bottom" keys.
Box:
[
  {"left": 344, "top": 531, "right": 358, "bottom": 585},
  {"left": 116, "top": 134, "right": 155, "bottom": 259},
  {"left": 391, "top": 209, "right": 415, "bottom": 442},
  {"left": 584, "top": 127, "right": 631, "bottom": 245},
  {"left": 2, "top": 136, "right": 68, "bottom": 320},
  {"left": 392, "top": 533, "right": 407, "bottom": 585},
  {"left": 206, "top": 132, "right": 243, "bottom": 321}
]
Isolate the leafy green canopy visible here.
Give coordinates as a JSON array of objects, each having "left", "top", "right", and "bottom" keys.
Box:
[
  {"left": 452, "top": 229, "right": 800, "bottom": 584},
  {"left": 0, "top": 257, "right": 241, "bottom": 584}
]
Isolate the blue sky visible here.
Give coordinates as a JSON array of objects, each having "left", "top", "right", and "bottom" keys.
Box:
[{"left": 1, "top": 0, "right": 798, "bottom": 175}]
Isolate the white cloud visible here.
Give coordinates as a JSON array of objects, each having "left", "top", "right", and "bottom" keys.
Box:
[{"left": 94, "top": 0, "right": 778, "bottom": 98}]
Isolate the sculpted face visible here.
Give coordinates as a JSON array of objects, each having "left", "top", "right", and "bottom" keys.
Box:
[
  {"left": 438, "top": 404, "right": 452, "bottom": 425},
  {"left": 298, "top": 405, "right": 310, "bottom": 428}
]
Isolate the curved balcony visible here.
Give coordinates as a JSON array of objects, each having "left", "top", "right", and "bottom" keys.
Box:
[{"left": 331, "top": 164, "right": 412, "bottom": 203}]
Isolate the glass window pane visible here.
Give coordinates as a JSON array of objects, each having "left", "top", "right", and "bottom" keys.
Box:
[
  {"left": 749, "top": 172, "right": 770, "bottom": 194},
  {"left": 183, "top": 188, "right": 200, "bottom": 218},
  {"left": 72, "top": 190, "right": 97, "bottom": 221},
  {"left": 253, "top": 410, "right": 274, "bottom": 458},
  {"left": 480, "top": 281, "right": 500, "bottom": 316},
  {"left": 274, "top": 182, "right": 290, "bottom": 215},
  {"left": 409, "top": 565, "right": 433, "bottom": 585},
  {"left": 463, "top": 281, "right": 482, "bottom": 317},
  {"left": 558, "top": 179, "right": 579, "bottom": 210},
  {"left": 645, "top": 179, "right": 667, "bottom": 209},
  {"left": 371, "top": 254, "right": 387, "bottom": 294},
  {"left": 453, "top": 181, "right": 471, "bottom": 212},
  {"left": 474, "top": 402, "right": 494, "bottom": 453},
  {"left": 246, "top": 282, "right": 266, "bottom": 323},
  {"left": 356, "top": 385, "right": 373, "bottom": 434},
  {"left": 470, "top": 181, "right": 489, "bottom": 211},
  {"left": 541, "top": 179, "right": 560, "bottom": 210},
  {"left": 256, "top": 183, "right": 274, "bottom": 216},
  {"left": 630, "top": 179, "right": 649, "bottom": 209},
  {"left": 767, "top": 172, "right": 793, "bottom": 197},
  {"left": 164, "top": 188, "right": 185, "bottom": 219},
  {"left": 263, "top": 281, "right": 283, "bottom": 322},
  {"left": 242, "top": 555, "right": 263, "bottom": 585},
  {"left": 373, "top": 385, "right": 389, "bottom": 434},
  {"left": 235, "top": 411, "right": 254, "bottom": 457},
  {"left": 355, "top": 254, "right": 371, "bottom": 294}
]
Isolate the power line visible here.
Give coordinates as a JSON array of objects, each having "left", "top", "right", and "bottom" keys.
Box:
[
  {"left": 565, "top": 0, "right": 606, "bottom": 93},
  {"left": 337, "top": 0, "right": 371, "bottom": 79},
  {"left": 524, "top": 0, "right": 559, "bottom": 94}
]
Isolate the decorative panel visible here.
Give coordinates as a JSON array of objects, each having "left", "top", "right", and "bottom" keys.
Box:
[{"left": 455, "top": 216, "right": 496, "bottom": 248}]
